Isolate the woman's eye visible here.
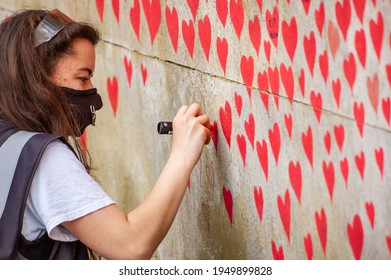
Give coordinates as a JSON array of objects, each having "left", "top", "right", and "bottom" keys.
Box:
[{"left": 79, "top": 77, "right": 88, "bottom": 83}]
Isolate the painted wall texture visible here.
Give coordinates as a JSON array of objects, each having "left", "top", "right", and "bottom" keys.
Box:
[{"left": 1, "top": 0, "right": 390, "bottom": 260}]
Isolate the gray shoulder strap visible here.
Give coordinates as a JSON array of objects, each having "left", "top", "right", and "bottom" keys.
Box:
[{"left": 0, "top": 131, "right": 38, "bottom": 217}]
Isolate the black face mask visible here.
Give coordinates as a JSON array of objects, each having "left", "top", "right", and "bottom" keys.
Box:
[{"left": 61, "top": 87, "right": 103, "bottom": 135}]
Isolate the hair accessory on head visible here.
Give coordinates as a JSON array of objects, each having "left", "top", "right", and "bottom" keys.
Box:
[{"left": 34, "top": 9, "right": 74, "bottom": 47}]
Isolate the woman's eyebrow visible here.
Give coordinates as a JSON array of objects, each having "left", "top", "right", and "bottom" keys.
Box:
[{"left": 77, "top": 67, "right": 93, "bottom": 76}]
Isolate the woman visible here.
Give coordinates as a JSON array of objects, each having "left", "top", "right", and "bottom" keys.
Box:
[{"left": 0, "top": 9, "right": 210, "bottom": 259}]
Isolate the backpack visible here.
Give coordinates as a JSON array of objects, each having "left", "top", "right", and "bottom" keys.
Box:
[{"left": 0, "top": 119, "right": 88, "bottom": 259}]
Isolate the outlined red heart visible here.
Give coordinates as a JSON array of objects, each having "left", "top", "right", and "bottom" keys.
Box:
[
  {"left": 334, "top": 124, "right": 345, "bottom": 152},
  {"left": 355, "top": 29, "right": 366, "bottom": 68},
  {"left": 315, "top": 208, "right": 327, "bottom": 255},
  {"left": 165, "top": 6, "right": 179, "bottom": 52},
  {"left": 340, "top": 157, "right": 349, "bottom": 187},
  {"left": 324, "top": 131, "right": 331, "bottom": 154},
  {"left": 375, "top": 147, "right": 384, "bottom": 178},
  {"left": 186, "top": 0, "right": 199, "bottom": 20},
  {"left": 271, "top": 241, "right": 284, "bottom": 260},
  {"left": 217, "top": 37, "right": 228, "bottom": 75},
  {"left": 223, "top": 186, "right": 233, "bottom": 225},
  {"left": 289, "top": 161, "right": 302, "bottom": 203},
  {"left": 280, "top": 64, "right": 294, "bottom": 105},
  {"left": 130, "top": 0, "right": 140, "bottom": 41},
  {"left": 240, "top": 55, "right": 254, "bottom": 98},
  {"left": 124, "top": 56, "right": 132, "bottom": 87},
  {"left": 302, "top": 126, "right": 314, "bottom": 170},
  {"left": 383, "top": 97, "right": 391, "bottom": 126},
  {"left": 236, "top": 134, "right": 247, "bottom": 166},
  {"left": 304, "top": 233, "right": 313, "bottom": 260},
  {"left": 367, "top": 74, "right": 379, "bottom": 113},
  {"left": 198, "top": 15, "right": 212, "bottom": 61},
  {"left": 310, "top": 91, "right": 322, "bottom": 123},
  {"left": 95, "top": 0, "right": 104, "bottom": 22},
  {"left": 268, "top": 123, "right": 281, "bottom": 165},
  {"left": 315, "top": 2, "right": 325, "bottom": 36},
  {"left": 328, "top": 20, "right": 340, "bottom": 59},
  {"left": 355, "top": 151, "right": 365, "bottom": 180},
  {"left": 365, "top": 202, "right": 375, "bottom": 229},
  {"left": 344, "top": 53, "right": 357, "bottom": 92},
  {"left": 369, "top": 12, "right": 384, "bottom": 60},
  {"left": 140, "top": 63, "right": 147, "bottom": 85},
  {"left": 299, "top": 68, "right": 305, "bottom": 97},
  {"left": 319, "top": 50, "right": 329, "bottom": 83},
  {"left": 352, "top": 0, "right": 366, "bottom": 23},
  {"left": 249, "top": 16, "right": 261, "bottom": 56},
  {"left": 244, "top": 114, "right": 255, "bottom": 149},
  {"left": 278, "top": 189, "right": 291, "bottom": 243},
  {"left": 234, "top": 92, "right": 242, "bottom": 117},
  {"left": 353, "top": 102, "right": 365, "bottom": 137},
  {"left": 335, "top": 0, "right": 351, "bottom": 41},
  {"left": 216, "top": 0, "right": 228, "bottom": 27},
  {"left": 282, "top": 17, "right": 298, "bottom": 62},
  {"left": 284, "top": 114, "right": 293, "bottom": 138},
  {"left": 303, "top": 31, "right": 316, "bottom": 77},
  {"left": 268, "top": 66, "right": 280, "bottom": 109},
  {"left": 182, "top": 19, "right": 195, "bottom": 59},
  {"left": 107, "top": 76, "right": 118, "bottom": 117},
  {"left": 266, "top": 6, "right": 279, "bottom": 48},
  {"left": 347, "top": 214, "right": 364, "bottom": 260},
  {"left": 332, "top": 78, "right": 341, "bottom": 108},
  {"left": 253, "top": 186, "right": 264, "bottom": 223},
  {"left": 219, "top": 100, "right": 232, "bottom": 147},
  {"left": 111, "top": 0, "right": 120, "bottom": 23},
  {"left": 323, "top": 161, "right": 335, "bottom": 201},
  {"left": 256, "top": 140, "right": 268, "bottom": 181},
  {"left": 141, "top": 0, "right": 161, "bottom": 45},
  {"left": 230, "top": 0, "right": 244, "bottom": 40}
]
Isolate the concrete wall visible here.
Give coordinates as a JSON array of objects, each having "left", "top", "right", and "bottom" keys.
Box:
[{"left": 1, "top": 0, "right": 390, "bottom": 259}]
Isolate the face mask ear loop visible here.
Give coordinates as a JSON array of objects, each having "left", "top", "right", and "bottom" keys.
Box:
[{"left": 90, "top": 105, "right": 96, "bottom": 126}]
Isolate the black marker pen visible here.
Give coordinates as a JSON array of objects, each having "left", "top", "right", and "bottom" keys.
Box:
[{"left": 157, "top": 121, "right": 173, "bottom": 134}]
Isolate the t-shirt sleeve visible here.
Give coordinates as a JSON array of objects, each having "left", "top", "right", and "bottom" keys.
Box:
[{"left": 22, "top": 140, "right": 115, "bottom": 242}]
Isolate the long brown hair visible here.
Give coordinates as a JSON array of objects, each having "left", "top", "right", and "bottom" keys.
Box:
[{"left": 0, "top": 9, "right": 101, "bottom": 171}]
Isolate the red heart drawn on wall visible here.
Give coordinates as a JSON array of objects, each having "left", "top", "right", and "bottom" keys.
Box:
[
  {"left": 141, "top": 0, "right": 161, "bottom": 45},
  {"left": 310, "top": 91, "right": 322, "bottom": 123},
  {"left": 319, "top": 50, "right": 329, "bottom": 83},
  {"left": 334, "top": 124, "right": 345, "bottom": 152},
  {"left": 302, "top": 126, "right": 313, "bottom": 170},
  {"left": 258, "top": 71, "right": 269, "bottom": 111},
  {"left": 186, "top": 0, "right": 199, "bottom": 20},
  {"left": 353, "top": 0, "right": 366, "bottom": 23},
  {"left": 344, "top": 53, "right": 357, "bottom": 92},
  {"left": 355, "top": 29, "right": 366, "bottom": 68},
  {"left": 253, "top": 186, "right": 264, "bottom": 223},
  {"left": 282, "top": 17, "right": 298, "bottom": 63},
  {"left": 266, "top": 6, "right": 279, "bottom": 48},
  {"left": 130, "top": 0, "right": 140, "bottom": 41},
  {"left": 112, "top": 0, "right": 120, "bottom": 23},
  {"left": 327, "top": 20, "right": 340, "bottom": 59},
  {"left": 315, "top": 208, "right": 327, "bottom": 254},
  {"left": 140, "top": 63, "right": 147, "bottom": 85},
  {"left": 223, "top": 186, "right": 233, "bottom": 225},
  {"left": 244, "top": 113, "right": 255, "bottom": 149},
  {"left": 234, "top": 92, "right": 242, "bottom": 117},
  {"left": 347, "top": 214, "right": 364, "bottom": 260},
  {"left": 324, "top": 131, "right": 331, "bottom": 155},
  {"left": 264, "top": 40, "right": 271, "bottom": 63},
  {"left": 386, "top": 234, "right": 391, "bottom": 255},
  {"left": 367, "top": 74, "right": 379, "bottom": 113},
  {"left": 249, "top": 16, "right": 261, "bottom": 56},
  {"left": 230, "top": 0, "right": 244, "bottom": 40},
  {"left": 383, "top": 97, "right": 391, "bottom": 126},
  {"left": 240, "top": 55, "right": 254, "bottom": 98},
  {"left": 355, "top": 151, "right": 365, "bottom": 180},
  {"left": 353, "top": 102, "right": 365, "bottom": 137},
  {"left": 335, "top": 0, "right": 351, "bottom": 41},
  {"left": 256, "top": 0, "right": 262, "bottom": 13},
  {"left": 210, "top": 121, "right": 218, "bottom": 151},
  {"left": 340, "top": 157, "right": 349, "bottom": 187},
  {"left": 278, "top": 189, "right": 291, "bottom": 243},
  {"left": 304, "top": 233, "right": 313, "bottom": 260},
  {"left": 107, "top": 76, "right": 118, "bottom": 117},
  {"left": 369, "top": 12, "right": 384, "bottom": 61},
  {"left": 216, "top": 0, "right": 228, "bottom": 27},
  {"left": 302, "top": 0, "right": 311, "bottom": 14},
  {"left": 323, "top": 161, "right": 335, "bottom": 201},
  {"left": 284, "top": 114, "right": 293, "bottom": 138},
  {"left": 124, "top": 56, "right": 132, "bottom": 87},
  {"left": 387, "top": 64, "right": 391, "bottom": 88},
  {"left": 375, "top": 147, "right": 384, "bottom": 178},
  {"left": 289, "top": 161, "right": 302, "bottom": 203},
  {"left": 268, "top": 66, "right": 280, "bottom": 110},
  {"left": 315, "top": 2, "right": 325, "bottom": 36},
  {"left": 217, "top": 37, "right": 228, "bottom": 75},
  {"left": 271, "top": 241, "right": 284, "bottom": 260},
  {"left": 365, "top": 202, "right": 375, "bottom": 229},
  {"left": 182, "top": 20, "right": 195, "bottom": 59},
  {"left": 303, "top": 31, "right": 316, "bottom": 77},
  {"left": 332, "top": 78, "right": 341, "bottom": 108},
  {"left": 237, "top": 134, "right": 247, "bottom": 166},
  {"left": 198, "top": 15, "right": 212, "bottom": 61},
  {"left": 280, "top": 63, "right": 294, "bottom": 105},
  {"left": 256, "top": 140, "right": 269, "bottom": 180},
  {"left": 299, "top": 68, "right": 305, "bottom": 97},
  {"left": 268, "top": 123, "right": 281, "bottom": 165},
  {"left": 165, "top": 6, "right": 179, "bottom": 52},
  {"left": 95, "top": 0, "right": 104, "bottom": 22},
  {"left": 219, "top": 101, "right": 232, "bottom": 147}
]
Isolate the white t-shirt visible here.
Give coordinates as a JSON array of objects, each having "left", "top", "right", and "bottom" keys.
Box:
[{"left": 22, "top": 140, "right": 115, "bottom": 242}]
